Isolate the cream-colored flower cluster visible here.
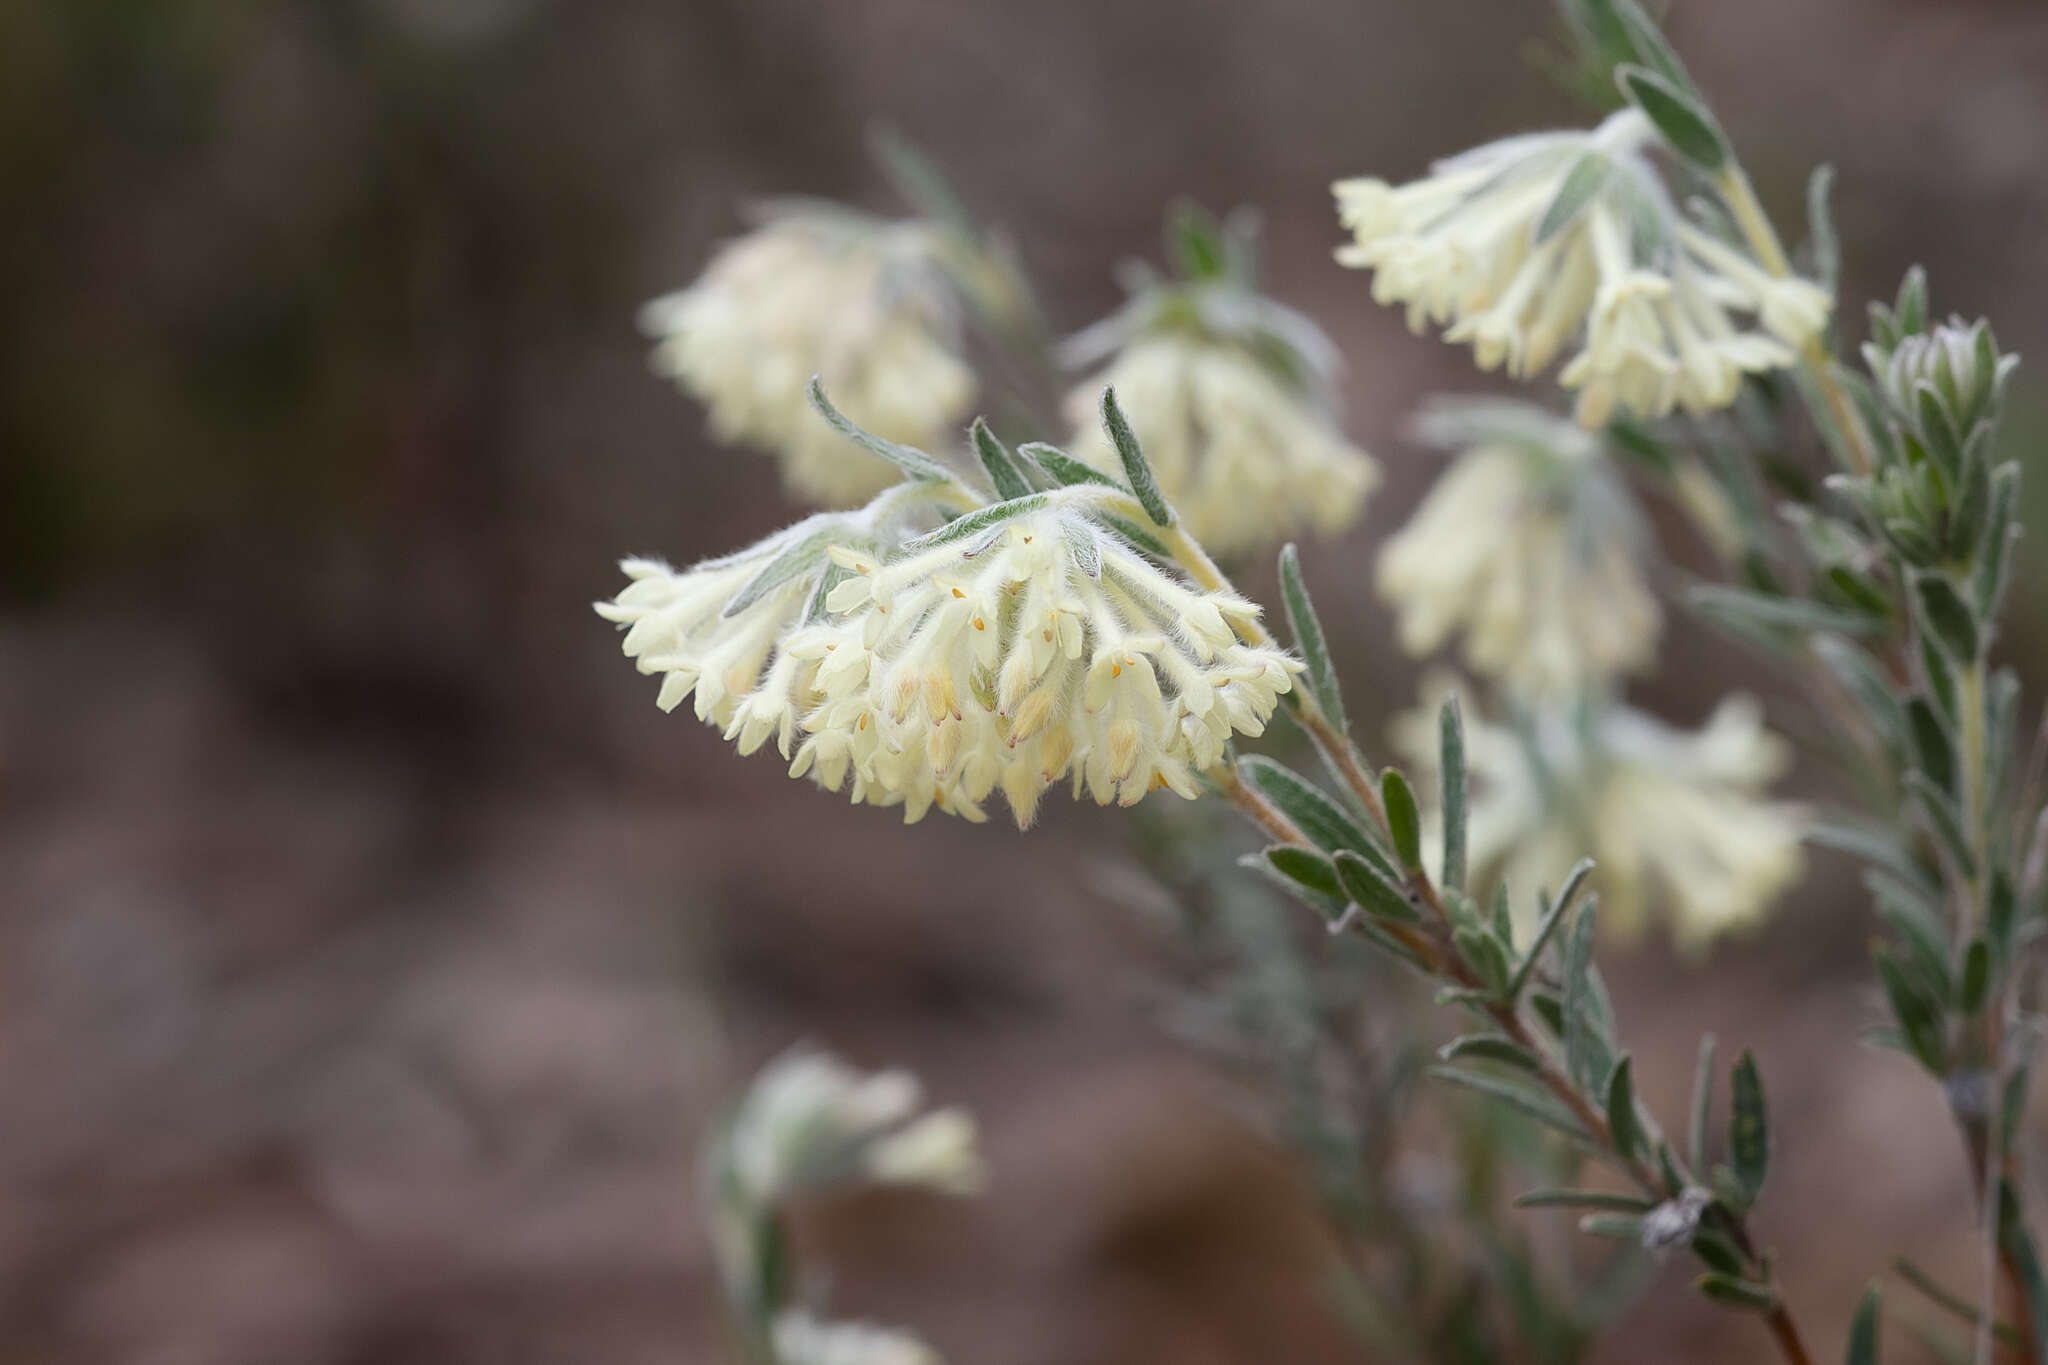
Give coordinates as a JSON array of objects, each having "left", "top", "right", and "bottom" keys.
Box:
[
  {"left": 721, "top": 1048, "right": 984, "bottom": 1205},
  {"left": 598, "top": 481, "right": 1302, "bottom": 827},
  {"left": 1064, "top": 335, "right": 1378, "bottom": 556},
  {"left": 1378, "top": 399, "right": 1658, "bottom": 699},
  {"left": 644, "top": 211, "right": 976, "bottom": 505},
  {"left": 1333, "top": 109, "right": 1831, "bottom": 427},
  {"left": 1399, "top": 685, "right": 1805, "bottom": 950}
]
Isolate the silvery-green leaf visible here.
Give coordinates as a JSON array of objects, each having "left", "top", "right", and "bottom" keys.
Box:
[
  {"left": 1514, "top": 1188, "right": 1655, "bottom": 1212},
  {"left": 1508, "top": 858, "right": 1595, "bottom": 1000},
  {"left": 1381, "top": 767, "right": 1424, "bottom": 871},
  {"left": 970, "top": 418, "right": 1033, "bottom": 501},
  {"left": 1907, "top": 770, "right": 1977, "bottom": 881},
  {"left": 1606, "top": 1054, "right": 1640, "bottom": 1164},
  {"left": 1695, "top": 1274, "right": 1778, "bottom": 1313},
  {"left": 1729, "top": 1051, "right": 1768, "bottom": 1202},
  {"left": 808, "top": 379, "right": 953, "bottom": 483},
  {"left": 1440, "top": 696, "right": 1468, "bottom": 894},
  {"left": 1875, "top": 945, "right": 1949, "bottom": 1073},
  {"left": 1689, "top": 1034, "right": 1717, "bottom": 1176},
  {"left": 1439, "top": 1033, "right": 1540, "bottom": 1070},
  {"left": 896, "top": 493, "right": 1049, "bottom": 552},
  {"left": 1906, "top": 695, "right": 1958, "bottom": 795},
  {"left": 1973, "top": 463, "right": 2020, "bottom": 621},
  {"left": 1428, "top": 1066, "right": 1593, "bottom": 1146},
  {"left": 1843, "top": 1284, "right": 1881, "bottom": 1365},
  {"left": 1020, "top": 442, "right": 1119, "bottom": 490},
  {"left": 722, "top": 528, "right": 834, "bottom": 618},
  {"left": 1536, "top": 151, "right": 1615, "bottom": 244},
  {"left": 1264, "top": 845, "right": 1345, "bottom": 907},
  {"left": 1805, "top": 163, "right": 1840, "bottom": 293},
  {"left": 1099, "top": 386, "right": 1174, "bottom": 527},
  {"left": 1689, "top": 583, "right": 1884, "bottom": 641},
  {"left": 1279, "top": 544, "right": 1346, "bottom": 731},
  {"left": 1996, "top": 1180, "right": 2048, "bottom": 1365},
  {"left": 1240, "top": 755, "right": 1372, "bottom": 856},
  {"left": 1564, "top": 898, "right": 1600, "bottom": 1089}
]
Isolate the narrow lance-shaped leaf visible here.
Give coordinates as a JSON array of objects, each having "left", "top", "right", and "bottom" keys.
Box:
[
  {"left": 896, "top": 494, "right": 1050, "bottom": 552},
  {"left": 1240, "top": 755, "right": 1373, "bottom": 856},
  {"left": 1439, "top": 1033, "right": 1540, "bottom": 1071},
  {"left": 1440, "top": 696, "right": 1468, "bottom": 893},
  {"left": 1513, "top": 1188, "right": 1655, "bottom": 1212},
  {"left": 1844, "top": 1284, "right": 1882, "bottom": 1365},
  {"left": 1278, "top": 543, "right": 1345, "bottom": 731},
  {"left": 1689, "top": 1033, "right": 1718, "bottom": 1175},
  {"left": 1875, "top": 946, "right": 1949, "bottom": 1074},
  {"left": 1017, "top": 441, "right": 1118, "bottom": 490},
  {"left": 1912, "top": 570, "right": 1981, "bottom": 664},
  {"left": 1428, "top": 1066, "right": 1593, "bottom": 1146},
  {"left": 1265, "top": 845, "right": 1344, "bottom": 908},
  {"left": 1729, "top": 1051, "right": 1769, "bottom": 1203},
  {"left": 1996, "top": 1180, "right": 2048, "bottom": 1365},
  {"left": 722, "top": 528, "right": 834, "bottom": 618},
  {"left": 1536, "top": 152, "right": 1615, "bottom": 244},
  {"left": 970, "top": 418, "right": 1033, "bottom": 501},
  {"left": 1606, "top": 1054, "right": 1640, "bottom": 1164},
  {"left": 1958, "top": 939, "right": 1991, "bottom": 1015},
  {"left": 1382, "top": 767, "right": 1423, "bottom": 871},
  {"left": 1695, "top": 1274, "right": 1778, "bottom": 1312},
  {"left": 1099, "top": 386, "right": 1174, "bottom": 527},
  {"left": 1334, "top": 849, "right": 1421, "bottom": 925},
  {"left": 1617, "top": 66, "right": 1728, "bottom": 172},
  {"left": 1507, "top": 858, "right": 1595, "bottom": 1000},
  {"left": 808, "top": 379, "right": 953, "bottom": 483},
  {"left": 1563, "top": 898, "right": 1600, "bottom": 1088},
  {"left": 1806, "top": 163, "right": 1840, "bottom": 293}
]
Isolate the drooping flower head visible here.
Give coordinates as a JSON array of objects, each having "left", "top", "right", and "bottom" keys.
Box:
[
  {"left": 1061, "top": 205, "right": 1378, "bottom": 554},
  {"left": 1333, "top": 109, "right": 1832, "bottom": 427},
  {"left": 1397, "top": 682, "right": 1805, "bottom": 951},
  {"left": 1378, "top": 397, "right": 1659, "bottom": 699},
  {"left": 598, "top": 388, "right": 1304, "bottom": 828},
  {"left": 643, "top": 205, "right": 977, "bottom": 505}
]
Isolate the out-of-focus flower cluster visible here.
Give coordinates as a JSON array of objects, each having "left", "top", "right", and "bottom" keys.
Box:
[
  {"left": 643, "top": 207, "right": 977, "bottom": 506},
  {"left": 1333, "top": 108, "right": 1830, "bottom": 427},
  {"left": 1060, "top": 208, "right": 1378, "bottom": 555},
  {"left": 1378, "top": 398, "right": 1658, "bottom": 701},
  {"left": 1398, "top": 683, "right": 1805, "bottom": 950},
  {"left": 707, "top": 1049, "right": 979, "bottom": 1365}
]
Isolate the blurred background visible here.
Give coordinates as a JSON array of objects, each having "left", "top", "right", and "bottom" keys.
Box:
[{"left": 4, "top": 1, "right": 2048, "bottom": 1361}]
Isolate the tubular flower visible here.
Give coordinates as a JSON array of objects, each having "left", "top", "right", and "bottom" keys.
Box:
[
  {"left": 791, "top": 502, "right": 1302, "bottom": 827},
  {"left": 1063, "top": 335, "right": 1378, "bottom": 556},
  {"left": 1332, "top": 109, "right": 1832, "bottom": 427},
  {"left": 1377, "top": 398, "right": 1657, "bottom": 698},
  {"left": 1397, "top": 686, "right": 1805, "bottom": 951},
  {"left": 593, "top": 495, "right": 938, "bottom": 761},
  {"left": 642, "top": 209, "right": 976, "bottom": 505}
]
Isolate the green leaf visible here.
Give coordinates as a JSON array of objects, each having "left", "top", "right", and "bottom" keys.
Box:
[
  {"left": 1439, "top": 1033, "right": 1541, "bottom": 1070},
  {"left": 1689, "top": 583, "right": 1884, "bottom": 640},
  {"left": 1428, "top": 1066, "right": 1593, "bottom": 1145},
  {"left": 1453, "top": 925, "right": 1513, "bottom": 998},
  {"left": 1973, "top": 463, "right": 2020, "bottom": 621},
  {"left": 1265, "top": 845, "right": 1345, "bottom": 906},
  {"left": 1875, "top": 945, "right": 1950, "bottom": 1073},
  {"left": 1440, "top": 696, "right": 1469, "bottom": 893},
  {"left": 1896, "top": 265, "right": 1929, "bottom": 336},
  {"left": 1507, "top": 858, "right": 1595, "bottom": 1000},
  {"left": 1689, "top": 1033, "right": 1718, "bottom": 1175},
  {"left": 1018, "top": 442, "right": 1118, "bottom": 490},
  {"left": 1996, "top": 1180, "right": 2048, "bottom": 1365},
  {"left": 721, "top": 529, "right": 833, "bottom": 618},
  {"left": 1610, "top": 0, "right": 1693, "bottom": 91},
  {"left": 1099, "top": 386, "right": 1174, "bottom": 526},
  {"left": 1912, "top": 571, "right": 1981, "bottom": 663},
  {"left": 1580, "top": 1213, "right": 1646, "bottom": 1241},
  {"left": 1906, "top": 770, "right": 1977, "bottom": 881},
  {"left": 1382, "top": 767, "right": 1424, "bottom": 871},
  {"left": 1164, "top": 199, "right": 1228, "bottom": 280},
  {"left": 1333, "top": 849, "right": 1421, "bottom": 925},
  {"left": 1869, "top": 870, "right": 1954, "bottom": 1004},
  {"left": 1695, "top": 1274, "right": 1778, "bottom": 1312},
  {"left": 1812, "top": 635, "right": 1908, "bottom": 757},
  {"left": 808, "top": 379, "right": 953, "bottom": 483},
  {"left": 896, "top": 493, "right": 1050, "bottom": 552},
  {"left": 867, "top": 126, "right": 979, "bottom": 243},
  {"left": 1729, "top": 1051, "right": 1768, "bottom": 1203},
  {"left": 1095, "top": 513, "right": 1174, "bottom": 562},
  {"left": 1617, "top": 65, "right": 1728, "bottom": 171},
  {"left": 1893, "top": 1258, "right": 2024, "bottom": 1350},
  {"left": 970, "top": 419, "right": 1032, "bottom": 501},
  {"left": 1239, "top": 756, "right": 1373, "bottom": 856},
  {"left": 1563, "top": 899, "right": 1600, "bottom": 1088},
  {"left": 1905, "top": 697, "right": 1957, "bottom": 795},
  {"left": 1814, "top": 1272, "right": 1869, "bottom": 1338},
  {"left": 1692, "top": 1227, "right": 1747, "bottom": 1276},
  {"left": 1514, "top": 1187, "right": 1655, "bottom": 1212},
  {"left": 1958, "top": 938, "right": 1991, "bottom": 1015},
  {"left": 1605, "top": 1054, "right": 1640, "bottom": 1164},
  {"left": 1535, "top": 151, "right": 1615, "bottom": 244},
  {"left": 1278, "top": 544, "right": 1345, "bottom": 731},
  {"left": 1806, "top": 163, "right": 1840, "bottom": 293}
]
